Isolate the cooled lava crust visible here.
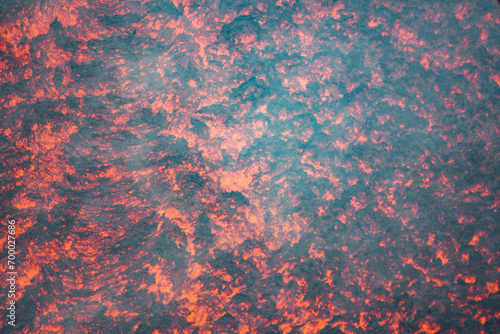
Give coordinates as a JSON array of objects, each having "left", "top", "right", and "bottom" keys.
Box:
[{"left": 1, "top": 0, "right": 499, "bottom": 333}]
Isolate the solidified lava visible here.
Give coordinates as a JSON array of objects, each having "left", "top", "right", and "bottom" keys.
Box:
[{"left": 0, "top": 0, "right": 499, "bottom": 333}]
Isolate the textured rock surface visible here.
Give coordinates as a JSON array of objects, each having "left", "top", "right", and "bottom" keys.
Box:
[{"left": 0, "top": 0, "right": 499, "bottom": 333}]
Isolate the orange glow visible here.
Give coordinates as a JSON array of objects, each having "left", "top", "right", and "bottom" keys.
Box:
[{"left": 2, "top": 0, "right": 498, "bottom": 332}]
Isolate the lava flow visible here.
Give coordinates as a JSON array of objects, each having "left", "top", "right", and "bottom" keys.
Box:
[{"left": 0, "top": 0, "right": 499, "bottom": 333}]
